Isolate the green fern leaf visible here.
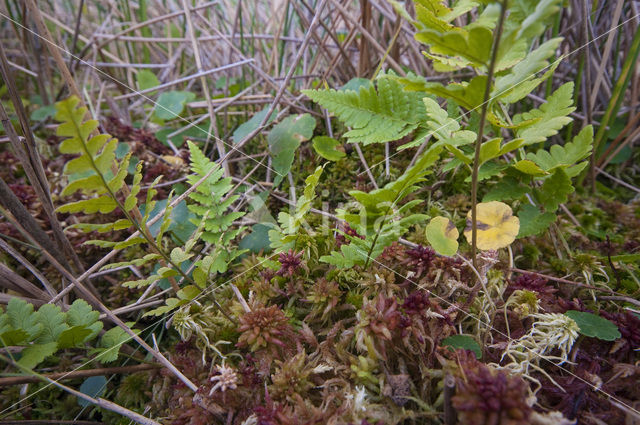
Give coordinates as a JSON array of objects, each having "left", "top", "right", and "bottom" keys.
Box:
[
  {"left": 66, "top": 299, "right": 103, "bottom": 341},
  {"left": 57, "top": 326, "right": 93, "bottom": 349},
  {"left": 526, "top": 125, "right": 593, "bottom": 177},
  {"left": 513, "top": 82, "right": 575, "bottom": 145},
  {"left": 18, "top": 342, "right": 58, "bottom": 369},
  {"left": 6, "top": 298, "right": 42, "bottom": 340},
  {"left": 494, "top": 38, "right": 562, "bottom": 103},
  {"left": 33, "top": 304, "right": 68, "bottom": 344},
  {"left": 186, "top": 141, "right": 246, "bottom": 248},
  {"left": 537, "top": 168, "right": 574, "bottom": 212},
  {"left": 302, "top": 76, "right": 427, "bottom": 145},
  {"left": 269, "top": 166, "right": 323, "bottom": 251},
  {"left": 70, "top": 219, "right": 133, "bottom": 233}
]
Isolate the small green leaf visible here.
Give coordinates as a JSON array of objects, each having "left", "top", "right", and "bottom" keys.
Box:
[
  {"left": 483, "top": 177, "right": 530, "bottom": 202},
  {"left": 34, "top": 304, "right": 68, "bottom": 344},
  {"left": 340, "top": 77, "right": 373, "bottom": 92},
  {"left": 479, "top": 138, "right": 502, "bottom": 164},
  {"left": 30, "top": 105, "right": 57, "bottom": 122},
  {"left": 95, "top": 326, "right": 132, "bottom": 363},
  {"left": 239, "top": 223, "right": 273, "bottom": 253},
  {"left": 312, "top": 136, "right": 346, "bottom": 161},
  {"left": 232, "top": 106, "right": 277, "bottom": 144},
  {"left": 136, "top": 70, "right": 160, "bottom": 91},
  {"left": 170, "top": 247, "right": 193, "bottom": 264},
  {"left": 538, "top": 168, "right": 574, "bottom": 211},
  {"left": 425, "top": 216, "right": 458, "bottom": 256},
  {"left": 512, "top": 159, "right": 549, "bottom": 176},
  {"left": 517, "top": 204, "right": 556, "bottom": 237},
  {"left": 154, "top": 91, "right": 196, "bottom": 120},
  {"left": 6, "top": 298, "right": 42, "bottom": 339},
  {"left": 18, "top": 342, "right": 58, "bottom": 369},
  {"left": 0, "top": 329, "right": 29, "bottom": 346},
  {"left": 58, "top": 326, "right": 92, "bottom": 349},
  {"left": 442, "top": 334, "right": 482, "bottom": 359},
  {"left": 268, "top": 114, "right": 316, "bottom": 186},
  {"left": 78, "top": 376, "right": 107, "bottom": 407},
  {"left": 565, "top": 310, "right": 621, "bottom": 341}
]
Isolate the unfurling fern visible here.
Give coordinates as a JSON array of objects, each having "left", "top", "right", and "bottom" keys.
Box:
[{"left": 302, "top": 75, "right": 428, "bottom": 145}]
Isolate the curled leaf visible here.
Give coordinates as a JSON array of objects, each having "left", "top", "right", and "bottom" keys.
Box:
[
  {"left": 464, "top": 201, "right": 519, "bottom": 250},
  {"left": 426, "top": 216, "right": 459, "bottom": 256}
]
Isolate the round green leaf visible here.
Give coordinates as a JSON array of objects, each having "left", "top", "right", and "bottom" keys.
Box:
[
  {"left": 78, "top": 375, "right": 107, "bottom": 407},
  {"left": 565, "top": 310, "right": 621, "bottom": 341},
  {"left": 155, "top": 91, "right": 196, "bottom": 120},
  {"left": 312, "top": 136, "right": 346, "bottom": 161},
  {"left": 442, "top": 335, "right": 482, "bottom": 359},
  {"left": 136, "top": 70, "right": 160, "bottom": 91},
  {"left": 425, "top": 216, "right": 458, "bottom": 256}
]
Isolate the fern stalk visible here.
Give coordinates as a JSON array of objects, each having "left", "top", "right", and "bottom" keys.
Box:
[
  {"left": 470, "top": 0, "right": 509, "bottom": 269},
  {"left": 60, "top": 100, "right": 183, "bottom": 292}
]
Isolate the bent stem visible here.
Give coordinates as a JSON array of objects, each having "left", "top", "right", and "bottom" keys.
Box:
[{"left": 470, "top": 0, "right": 508, "bottom": 269}]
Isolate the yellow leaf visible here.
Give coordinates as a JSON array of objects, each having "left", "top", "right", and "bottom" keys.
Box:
[
  {"left": 464, "top": 201, "right": 519, "bottom": 250},
  {"left": 161, "top": 155, "right": 185, "bottom": 167}
]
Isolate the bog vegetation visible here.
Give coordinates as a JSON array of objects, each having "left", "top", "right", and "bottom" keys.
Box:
[{"left": 0, "top": 0, "right": 639, "bottom": 424}]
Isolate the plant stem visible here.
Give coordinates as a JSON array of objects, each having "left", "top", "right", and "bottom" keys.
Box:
[{"left": 470, "top": 0, "right": 508, "bottom": 269}]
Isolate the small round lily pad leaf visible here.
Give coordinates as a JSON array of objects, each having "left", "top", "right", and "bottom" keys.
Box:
[
  {"left": 464, "top": 201, "right": 519, "bottom": 250},
  {"left": 312, "top": 136, "right": 346, "bottom": 161},
  {"left": 426, "top": 216, "right": 459, "bottom": 256},
  {"left": 564, "top": 310, "right": 621, "bottom": 341},
  {"left": 442, "top": 334, "right": 482, "bottom": 359}
]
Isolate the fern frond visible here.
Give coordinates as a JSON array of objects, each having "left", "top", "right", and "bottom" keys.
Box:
[
  {"left": 320, "top": 151, "right": 437, "bottom": 268},
  {"left": 186, "top": 141, "right": 245, "bottom": 245},
  {"left": 269, "top": 166, "right": 324, "bottom": 251},
  {"left": 55, "top": 96, "right": 148, "bottom": 244},
  {"left": 526, "top": 125, "right": 593, "bottom": 178},
  {"left": 302, "top": 76, "right": 427, "bottom": 145},
  {"left": 512, "top": 82, "right": 575, "bottom": 146},
  {"left": 401, "top": 97, "right": 477, "bottom": 150},
  {"left": 493, "top": 38, "right": 562, "bottom": 103}
]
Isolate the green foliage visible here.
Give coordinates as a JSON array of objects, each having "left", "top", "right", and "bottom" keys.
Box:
[
  {"left": 312, "top": 136, "right": 346, "bottom": 161},
  {"left": 269, "top": 166, "right": 324, "bottom": 252},
  {"left": 564, "top": 311, "right": 621, "bottom": 341},
  {"left": 538, "top": 169, "right": 574, "bottom": 212},
  {"left": 526, "top": 125, "right": 593, "bottom": 177},
  {"left": 0, "top": 299, "right": 128, "bottom": 369},
  {"left": 517, "top": 205, "right": 556, "bottom": 238},
  {"left": 321, "top": 150, "right": 438, "bottom": 267},
  {"left": 78, "top": 376, "right": 107, "bottom": 407},
  {"left": 90, "top": 325, "right": 139, "bottom": 363},
  {"left": 267, "top": 114, "right": 316, "bottom": 186},
  {"left": 441, "top": 334, "right": 482, "bottom": 359},
  {"left": 54, "top": 96, "right": 153, "bottom": 250},
  {"left": 402, "top": 97, "right": 476, "bottom": 151},
  {"left": 154, "top": 91, "right": 195, "bottom": 120},
  {"left": 513, "top": 83, "right": 576, "bottom": 146},
  {"left": 136, "top": 70, "right": 160, "bottom": 91},
  {"left": 302, "top": 75, "right": 428, "bottom": 145},
  {"left": 232, "top": 106, "right": 277, "bottom": 144}
]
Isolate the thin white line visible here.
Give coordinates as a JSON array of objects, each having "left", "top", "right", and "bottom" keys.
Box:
[
  {"left": 0, "top": 12, "right": 283, "bottom": 177},
  {"left": 358, "top": 12, "right": 640, "bottom": 176}
]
